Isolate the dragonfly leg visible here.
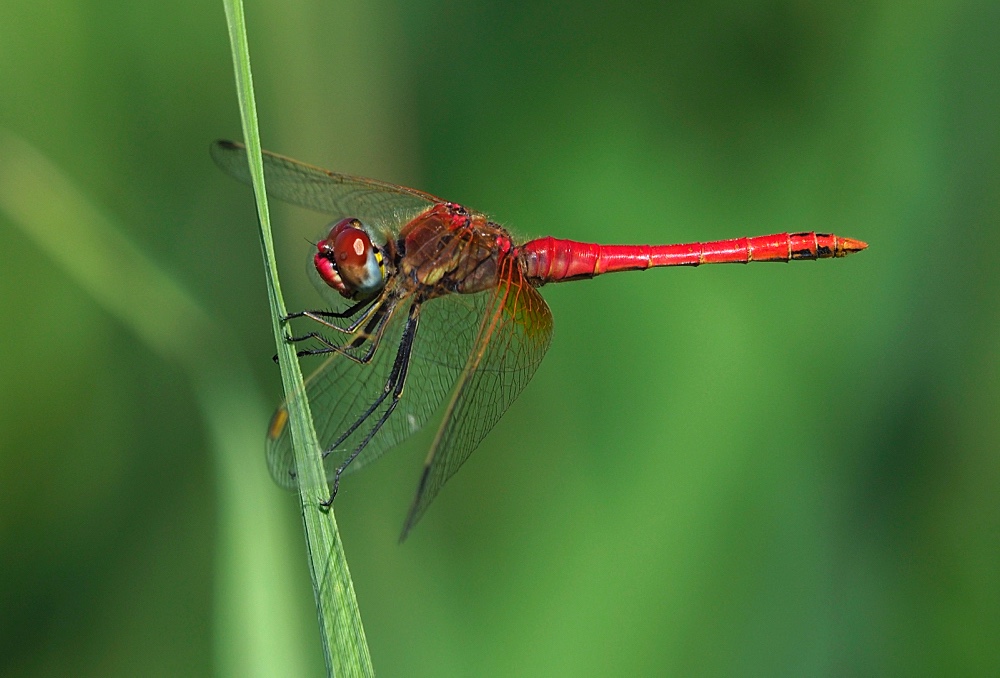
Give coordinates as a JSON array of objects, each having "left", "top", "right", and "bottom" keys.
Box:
[
  {"left": 290, "top": 298, "right": 396, "bottom": 365},
  {"left": 273, "top": 330, "right": 377, "bottom": 364},
  {"left": 278, "top": 294, "right": 385, "bottom": 362},
  {"left": 320, "top": 300, "right": 421, "bottom": 507},
  {"left": 288, "top": 331, "right": 358, "bottom": 356},
  {"left": 282, "top": 296, "right": 374, "bottom": 324},
  {"left": 279, "top": 294, "right": 398, "bottom": 365},
  {"left": 288, "top": 302, "right": 381, "bottom": 336},
  {"left": 286, "top": 294, "right": 384, "bottom": 342}
]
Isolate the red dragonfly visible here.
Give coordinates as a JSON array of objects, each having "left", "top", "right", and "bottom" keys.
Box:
[{"left": 212, "top": 140, "right": 866, "bottom": 540}]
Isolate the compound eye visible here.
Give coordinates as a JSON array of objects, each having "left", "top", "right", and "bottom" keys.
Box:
[
  {"left": 333, "top": 224, "right": 371, "bottom": 270},
  {"left": 314, "top": 218, "right": 385, "bottom": 298}
]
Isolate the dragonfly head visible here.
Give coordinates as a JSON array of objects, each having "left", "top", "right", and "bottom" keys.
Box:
[{"left": 315, "top": 218, "right": 387, "bottom": 299}]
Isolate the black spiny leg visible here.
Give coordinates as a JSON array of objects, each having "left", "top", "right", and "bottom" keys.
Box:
[
  {"left": 283, "top": 296, "right": 379, "bottom": 340},
  {"left": 320, "top": 299, "right": 421, "bottom": 508},
  {"left": 283, "top": 296, "right": 374, "bottom": 323},
  {"left": 290, "top": 299, "right": 394, "bottom": 363},
  {"left": 279, "top": 294, "right": 392, "bottom": 364}
]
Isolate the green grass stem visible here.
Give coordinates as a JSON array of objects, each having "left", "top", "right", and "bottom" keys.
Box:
[{"left": 219, "top": 1, "right": 373, "bottom": 676}]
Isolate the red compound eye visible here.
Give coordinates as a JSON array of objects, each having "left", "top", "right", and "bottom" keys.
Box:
[
  {"left": 314, "top": 218, "right": 383, "bottom": 298},
  {"left": 333, "top": 224, "right": 372, "bottom": 270}
]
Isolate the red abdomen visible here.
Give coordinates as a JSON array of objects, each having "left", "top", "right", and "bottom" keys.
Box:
[{"left": 518, "top": 232, "right": 867, "bottom": 284}]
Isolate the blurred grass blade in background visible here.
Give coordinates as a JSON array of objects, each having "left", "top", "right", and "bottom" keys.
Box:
[
  {"left": 0, "top": 130, "right": 312, "bottom": 677},
  {"left": 220, "top": 0, "right": 373, "bottom": 675}
]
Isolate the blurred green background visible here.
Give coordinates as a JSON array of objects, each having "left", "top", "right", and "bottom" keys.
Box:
[{"left": 1, "top": 0, "right": 998, "bottom": 676}]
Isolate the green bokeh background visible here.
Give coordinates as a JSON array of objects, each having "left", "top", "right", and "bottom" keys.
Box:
[{"left": 2, "top": 1, "right": 997, "bottom": 676}]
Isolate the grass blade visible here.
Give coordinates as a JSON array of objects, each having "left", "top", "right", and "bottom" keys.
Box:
[{"left": 219, "top": 1, "right": 374, "bottom": 676}]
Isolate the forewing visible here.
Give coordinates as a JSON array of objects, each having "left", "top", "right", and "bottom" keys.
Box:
[
  {"left": 399, "top": 260, "right": 554, "bottom": 540},
  {"left": 211, "top": 140, "right": 439, "bottom": 233}
]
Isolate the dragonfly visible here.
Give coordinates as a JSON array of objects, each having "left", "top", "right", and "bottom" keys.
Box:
[{"left": 211, "top": 140, "right": 867, "bottom": 540}]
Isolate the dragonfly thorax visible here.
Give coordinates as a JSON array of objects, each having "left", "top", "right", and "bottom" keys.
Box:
[
  {"left": 396, "top": 203, "right": 515, "bottom": 297},
  {"left": 314, "top": 218, "right": 387, "bottom": 299}
]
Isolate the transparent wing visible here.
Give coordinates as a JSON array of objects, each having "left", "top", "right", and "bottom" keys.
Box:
[
  {"left": 400, "top": 258, "right": 554, "bottom": 540},
  {"left": 211, "top": 140, "right": 439, "bottom": 233},
  {"left": 266, "top": 287, "right": 508, "bottom": 491}
]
